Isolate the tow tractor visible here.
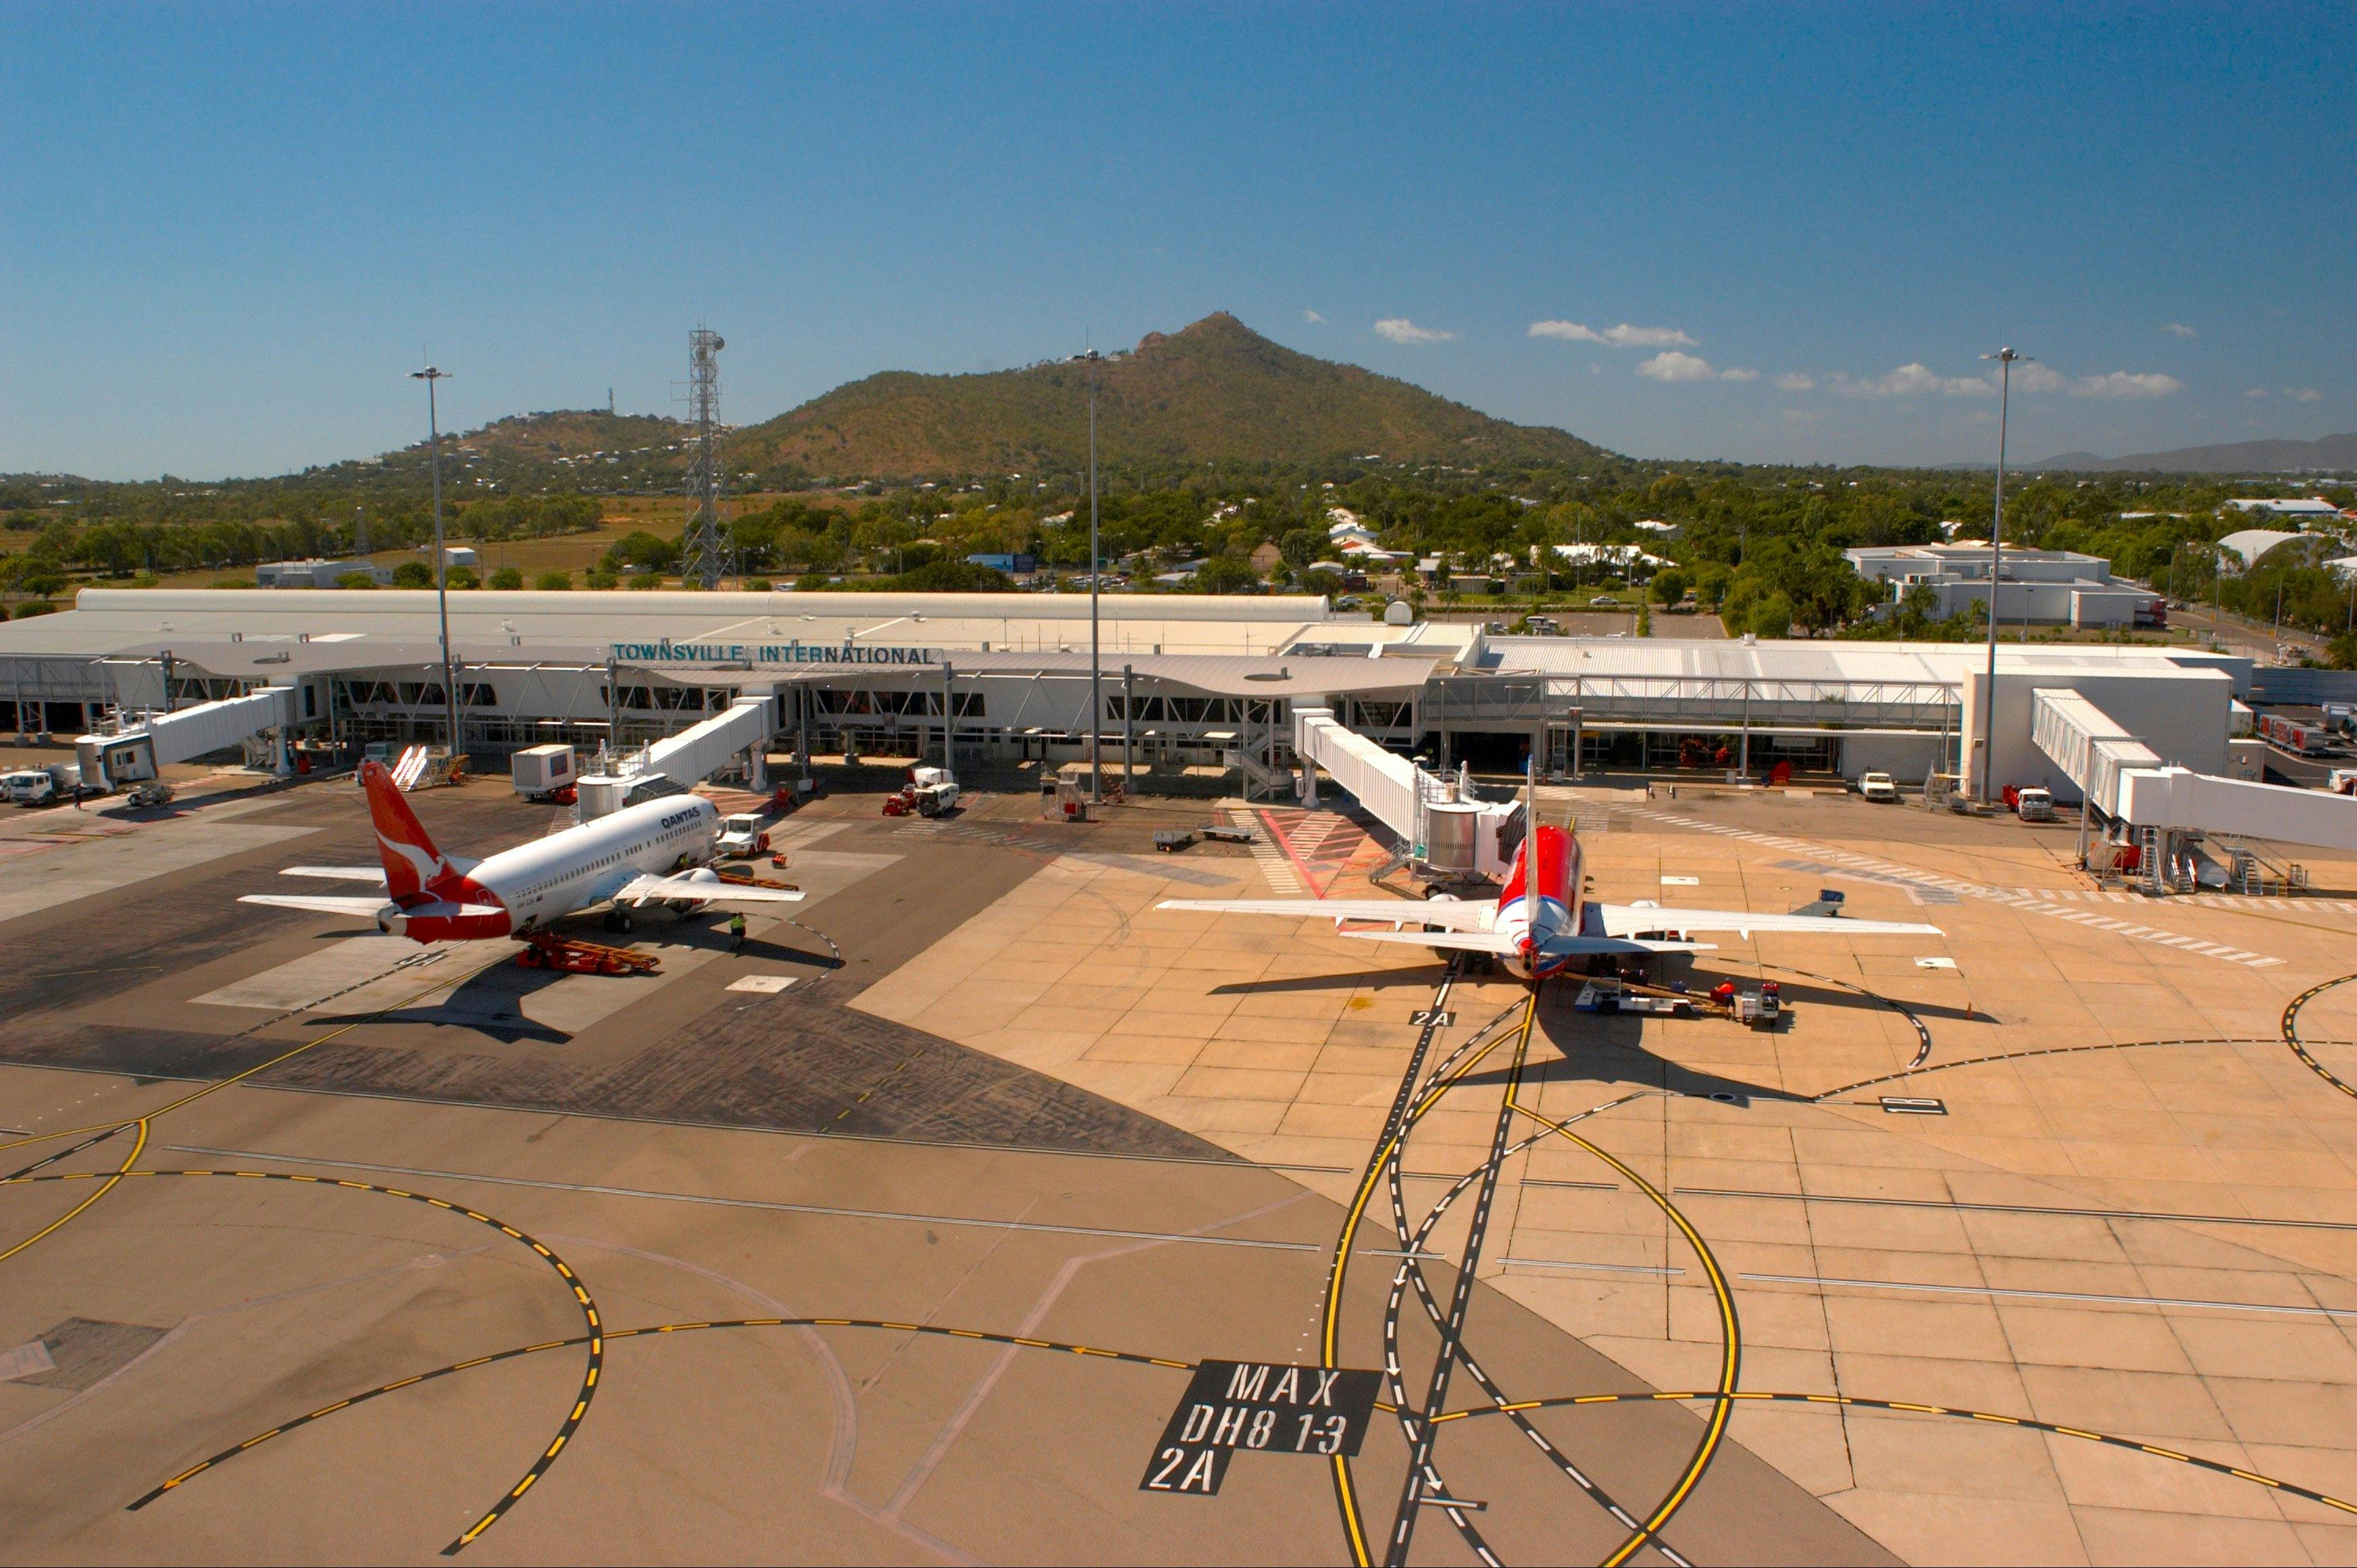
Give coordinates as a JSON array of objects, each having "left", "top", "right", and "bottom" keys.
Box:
[
  {"left": 1573, "top": 974, "right": 1785, "bottom": 1030},
  {"left": 716, "top": 813, "right": 771, "bottom": 858}
]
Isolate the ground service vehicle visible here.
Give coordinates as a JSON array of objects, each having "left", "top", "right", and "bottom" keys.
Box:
[
  {"left": 716, "top": 813, "right": 770, "bottom": 857},
  {"left": 2261, "top": 713, "right": 2333, "bottom": 756},
  {"left": 3, "top": 770, "right": 57, "bottom": 806},
  {"left": 512, "top": 744, "right": 578, "bottom": 801},
  {"left": 1858, "top": 772, "right": 1898, "bottom": 802},
  {"left": 2004, "top": 784, "right": 2056, "bottom": 822}
]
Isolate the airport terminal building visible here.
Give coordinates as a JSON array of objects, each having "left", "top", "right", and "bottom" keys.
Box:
[{"left": 0, "top": 588, "right": 2253, "bottom": 798}]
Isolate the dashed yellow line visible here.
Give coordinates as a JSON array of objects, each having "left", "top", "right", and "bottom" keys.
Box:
[
  {"left": 2283, "top": 974, "right": 2357, "bottom": 1100},
  {"left": 126, "top": 1315, "right": 1195, "bottom": 1515},
  {"left": 0, "top": 1166, "right": 600, "bottom": 1557}
]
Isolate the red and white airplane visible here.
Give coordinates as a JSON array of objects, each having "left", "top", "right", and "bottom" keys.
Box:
[
  {"left": 1160, "top": 768, "right": 1940, "bottom": 981},
  {"left": 241, "top": 759, "right": 803, "bottom": 944}
]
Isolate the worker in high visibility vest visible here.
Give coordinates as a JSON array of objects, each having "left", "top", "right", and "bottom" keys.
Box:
[{"left": 728, "top": 912, "right": 748, "bottom": 951}]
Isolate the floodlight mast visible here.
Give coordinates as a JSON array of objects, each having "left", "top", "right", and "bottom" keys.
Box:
[
  {"left": 410, "top": 365, "right": 459, "bottom": 762},
  {"left": 1976, "top": 347, "right": 2029, "bottom": 803},
  {"left": 1074, "top": 349, "right": 1105, "bottom": 804}
]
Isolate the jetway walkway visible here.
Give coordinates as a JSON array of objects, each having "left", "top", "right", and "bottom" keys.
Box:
[
  {"left": 581, "top": 693, "right": 776, "bottom": 819},
  {"left": 2030, "top": 688, "right": 2162, "bottom": 817},
  {"left": 75, "top": 686, "right": 300, "bottom": 790},
  {"left": 2031, "top": 686, "right": 2357, "bottom": 877},
  {"left": 1292, "top": 705, "right": 1519, "bottom": 879}
]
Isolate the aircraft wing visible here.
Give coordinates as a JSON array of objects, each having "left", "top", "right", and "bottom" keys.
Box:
[
  {"left": 279, "top": 865, "right": 388, "bottom": 884},
  {"left": 1591, "top": 903, "right": 1943, "bottom": 939},
  {"left": 1156, "top": 898, "right": 1497, "bottom": 932},
  {"left": 615, "top": 874, "right": 805, "bottom": 907},
  {"left": 238, "top": 894, "right": 389, "bottom": 917}
]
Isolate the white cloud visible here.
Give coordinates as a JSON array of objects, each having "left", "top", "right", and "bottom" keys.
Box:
[
  {"left": 1841, "top": 363, "right": 1997, "bottom": 398},
  {"left": 1529, "top": 320, "right": 1696, "bottom": 348},
  {"left": 2070, "top": 371, "right": 2184, "bottom": 399},
  {"left": 2248, "top": 387, "right": 2269, "bottom": 399},
  {"left": 2164, "top": 322, "right": 2198, "bottom": 338},
  {"left": 2287, "top": 387, "right": 2324, "bottom": 403},
  {"left": 1303, "top": 309, "right": 1325, "bottom": 324},
  {"left": 1773, "top": 372, "right": 1815, "bottom": 392},
  {"left": 1374, "top": 318, "right": 1454, "bottom": 345},
  {"left": 2010, "top": 361, "right": 2067, "bottom": 393},
  {"left": 1718, "top": 367, "right": 1759, "bottom": 382},
  {"left": 1637, "top": 351, "right": 1721, "bottom": 382}
]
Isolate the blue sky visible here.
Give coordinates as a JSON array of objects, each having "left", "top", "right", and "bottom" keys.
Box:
[{"left": 3, "top": 3, "right": 2351, "bottom": 479}]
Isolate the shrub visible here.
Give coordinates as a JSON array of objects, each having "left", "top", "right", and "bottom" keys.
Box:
[
  {"left": 488, "top": 566, "right": 524, "bottom": 590},
  {"left": 392, "top": 561, "right": 434, "bottom": 588},
  {"left": 890, "top": 559, "right": 1013, "bottom": 592},
  {"left": 13, "top": 600, "right": 56, "bottom": 618},
  {"left": 335, "top": 572, "right": 377, "bottom": 590},
  {"left": 445, "top": 566, "right": 480, "bottom": 590},
  {"left": 744, "top": 577, "right": 773, "bottom": 592},
  {"left": 628, "top": 572, "right": 667, "bottom": 590},
  {"left": 534, "top": 571, "right": 572, "bottom": 591},
  {"left": 584, "top": 569, "right": 619, "bottom": 590}
]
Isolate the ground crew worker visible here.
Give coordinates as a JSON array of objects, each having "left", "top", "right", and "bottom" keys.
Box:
[{"left": 728, "top": 912, "right": 748, "bottom": 951}]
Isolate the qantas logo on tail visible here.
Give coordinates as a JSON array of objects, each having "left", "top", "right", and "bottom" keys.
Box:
[{"left": 358, "top": 760, "right": 453, "bottom": 900}]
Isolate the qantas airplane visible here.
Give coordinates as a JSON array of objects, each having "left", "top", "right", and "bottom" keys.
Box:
[
  {"left": 1160, "top": 765, "right": 1941, "bottom": 981},
  {"left": 240, "top": 759, "right": 803, "bottom": 943}
]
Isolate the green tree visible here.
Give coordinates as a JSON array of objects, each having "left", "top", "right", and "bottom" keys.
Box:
[
  {"left": 1279, "top": 528, "right": 1319, "bottom": 568},
  {"left": 334, "top": 572, "right": 377, "bottom": 590},
  {"left": 1194, "top": 555, "right": 1260, "bottom": 594},
  {"left": 1651, "top": 567, "right": 1690, "bottom": 607},
  {"left": 488, "top": 566, "right": 524, "bottom": 590},
  {"left": 1750, "top": 592, "right": 1794, "bottom": 638},
  {"left": 446, "top": 566, "right": 480, "bottom": 590},
  {"left": 392, "top": 561, "right": 434, "bottom": 588},
  {"left": 534, "top": 571, "right": 572, "bottom": 591}
]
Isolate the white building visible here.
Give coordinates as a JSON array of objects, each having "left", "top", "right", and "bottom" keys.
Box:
[
  {"left": 1844, "top": 543, "right": 2160, "bottom": 630},
  {"left": 2225, "top": 498, "right": 2341, "bottom": 521}
]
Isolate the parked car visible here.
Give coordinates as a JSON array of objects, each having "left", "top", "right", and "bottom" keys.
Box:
[
  {"left": 3, "top": 769, "right": 57, "bottom": 806},
  {"left": 1590, "top": 595, "right": 1616, "bottom": 607},
  {"left": 1857, "top": 772, "right": 1898, "bottom": 803}
]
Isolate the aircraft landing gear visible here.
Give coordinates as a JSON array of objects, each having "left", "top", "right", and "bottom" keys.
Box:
[{"left": 604, "top": 908, "right": 635, "bottom": 934}]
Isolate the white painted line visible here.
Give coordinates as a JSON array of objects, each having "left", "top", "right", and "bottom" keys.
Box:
[
  {"left": 1740, "top": 1271, "right": 2357, "bottom": 1319},
  {"left": 726, "top": 975, "right": 797, "bottom": 994},
  {"left": 1914, "top": 957, "right": 1957, "bottom": 969},
  {"left": 1504, "top": 1258, "right": 1685, "bottom": 1277}
]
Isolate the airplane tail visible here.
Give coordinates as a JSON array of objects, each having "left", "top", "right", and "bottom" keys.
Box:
[{"left": 359, "top": 759, "right": 451, "bottom": 900}]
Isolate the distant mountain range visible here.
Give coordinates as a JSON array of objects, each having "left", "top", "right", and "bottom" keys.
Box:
[
  {"left": 726, "top": 313, "right": 1608, "bottom": 478},
  {"left": 2035, "top": 431, "right": 2357, "bottom": 474}
]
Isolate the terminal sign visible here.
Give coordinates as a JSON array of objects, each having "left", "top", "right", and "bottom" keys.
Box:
[
  {"left": 610, "top": 641, "right": 942, "bottom": 667},
  {"left": 1140, "top": 1361, "right": 1382, "bottom": 1498}
]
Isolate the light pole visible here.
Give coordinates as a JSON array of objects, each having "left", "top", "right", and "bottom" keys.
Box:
[
  {"left": 1976, "top": 347, "right": 2029, "bottom": 803},
  {"left": 1074, "top": 349, "right": 1105, "bottom": 803},
  {"left": 411, "top": 365, "right": 459, "bottom": 763}
]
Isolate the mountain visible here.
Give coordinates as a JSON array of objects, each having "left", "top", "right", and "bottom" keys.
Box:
[
  {"left": 730, "top": 312, "right": 1609, "bottom": 478},
  {"left": 2033, "top": 431, "right": 2357, "bottom": 474}
]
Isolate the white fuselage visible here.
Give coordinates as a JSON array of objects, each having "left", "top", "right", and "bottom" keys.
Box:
[{"left": 471, "top": 795, "right": 719, "bottom": 932}]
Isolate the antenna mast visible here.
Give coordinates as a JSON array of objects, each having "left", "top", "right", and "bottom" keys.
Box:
[{"left": 680, "top": 328, "right": 729, "bottom": 590}]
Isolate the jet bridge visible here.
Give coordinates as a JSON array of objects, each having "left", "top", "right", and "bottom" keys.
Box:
[
  {"left": 2032, "top": 685, "right": 2357, "bottom": 876},
  {"left": 2029, "top": 688, "right": 2162, "bottom": 817},
  {"left": 1292, "top": 705, "right": 1520, "bottom": 879},
  {"left": 75, "top": 686, "right": 301, "bottom": 790},
  {"left": 579, "top": 693, "right": 776, "bottom": 820}
]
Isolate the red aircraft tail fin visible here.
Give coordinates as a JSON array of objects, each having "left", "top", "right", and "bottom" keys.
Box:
[{"left": 359, "top": 759, "right": 451, "bottom": 900}]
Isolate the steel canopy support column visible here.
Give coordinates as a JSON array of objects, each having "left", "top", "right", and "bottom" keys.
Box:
[{"left": 1122, "top": 664, "right": 1134, "bottom": 793}]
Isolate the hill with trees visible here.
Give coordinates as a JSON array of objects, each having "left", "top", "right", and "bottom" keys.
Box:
[{"left": 728, "top": 313, "right": 1609, "bottom": 480}]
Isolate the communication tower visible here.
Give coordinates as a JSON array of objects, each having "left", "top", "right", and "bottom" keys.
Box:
[{"left": 680, "top": 328, "right": 729, "bottom": 590}]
